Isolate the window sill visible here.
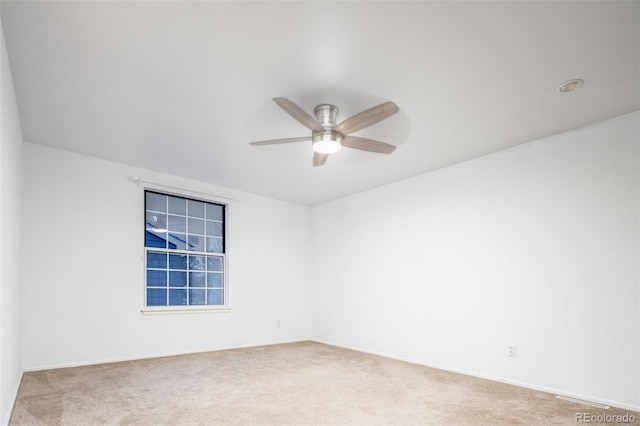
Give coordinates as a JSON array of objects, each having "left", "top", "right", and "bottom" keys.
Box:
[{"left": 141, "top": 306, "right": 231, "bottom": 315}]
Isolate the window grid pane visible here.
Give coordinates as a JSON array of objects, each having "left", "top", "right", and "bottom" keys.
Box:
[
  {"left": 145, "top": 191, "right": 225, "bottom": 307},
  {"left": 146, "top": 251, "right": 225, "bottom": 306}
]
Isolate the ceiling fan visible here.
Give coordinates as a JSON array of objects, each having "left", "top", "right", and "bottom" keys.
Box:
[{"left": 250, "top": 97, "right": 400, "bottom": 167}]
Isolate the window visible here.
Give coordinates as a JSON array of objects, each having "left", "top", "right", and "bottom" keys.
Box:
[{"left": 144, "top": 190, "right": 226, "bottom": 308}]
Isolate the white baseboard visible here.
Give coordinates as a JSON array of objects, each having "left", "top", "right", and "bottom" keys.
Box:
[
  {"left": 311, "top": 339, "right": 640, "bottom": 413},
  {"left": 22, "top": 338, "right": 310, "bottom": 372}
]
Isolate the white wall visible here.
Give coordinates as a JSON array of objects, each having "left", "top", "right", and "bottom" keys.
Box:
[
  {"left": 311, "top": 111, "right": 639, "bottom": 410},
  {"left": 22, "top": 143, "right": 312, "bottom": 369},
  {"left": 0, "top": 18, "right": 24, "bottom": 426}
]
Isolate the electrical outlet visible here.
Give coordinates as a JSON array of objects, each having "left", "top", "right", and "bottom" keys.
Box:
[{"left": 508, "top": 345, "right": 516, "bottom": 357}]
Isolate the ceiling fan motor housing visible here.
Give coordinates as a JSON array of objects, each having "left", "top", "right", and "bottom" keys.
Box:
[{"left": 314, "top": 104, "right": 340, "bottom": 128}]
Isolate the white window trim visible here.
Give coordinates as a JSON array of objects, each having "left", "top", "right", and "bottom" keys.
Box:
[{"left": 141, "top": 185, "right": 231, "bottom": 314}]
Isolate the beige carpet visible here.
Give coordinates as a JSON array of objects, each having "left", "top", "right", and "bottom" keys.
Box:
[{"left": 9, "top": 341, "right": 639, "bottom": 425}]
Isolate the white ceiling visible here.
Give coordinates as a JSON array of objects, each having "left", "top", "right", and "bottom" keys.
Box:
[{"left": 2, "top": 1, "right": 639, "bottom": 205}]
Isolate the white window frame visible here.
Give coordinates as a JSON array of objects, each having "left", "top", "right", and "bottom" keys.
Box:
[{"left": 141, "top": 186, "right": 231, "bottom": 315}]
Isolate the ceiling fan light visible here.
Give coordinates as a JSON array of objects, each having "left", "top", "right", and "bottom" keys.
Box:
[
  {"left": 313, "top": 132, "right": 342, "bottom": 154},
  {"left": 313, "top": 140, "right": 341, "bottom": 154}
]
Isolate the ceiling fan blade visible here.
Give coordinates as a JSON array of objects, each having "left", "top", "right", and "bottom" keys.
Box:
[
  {"left": 342, "top": 136, "right": 396, "bottom": 154},
  {"left": 334, "top": 101, "right": 399, "bottom": 135},
  {"left": 313, "top": 152, "right": 329, "bottom": 167},
  {"left": 273, "top": 97, "right": 324, "bottom": 132},
  {"left": 249, "top": 137, "right": 310, "bottom": 146}
]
